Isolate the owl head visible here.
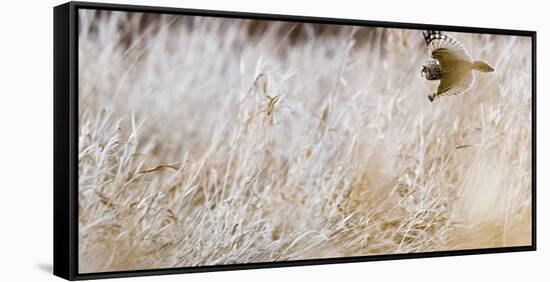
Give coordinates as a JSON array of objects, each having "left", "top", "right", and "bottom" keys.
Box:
[{"left": 421, "top": 60, "right": 441, "bottom": 81}]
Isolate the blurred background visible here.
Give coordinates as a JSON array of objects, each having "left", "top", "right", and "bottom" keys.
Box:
[{"left": 77, "top": 9, "right": 532, "bottom": 273}]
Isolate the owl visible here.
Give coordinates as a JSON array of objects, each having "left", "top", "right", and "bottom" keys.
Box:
[{"left": 421, "top": 30, "right": 495, "bottom": 102}]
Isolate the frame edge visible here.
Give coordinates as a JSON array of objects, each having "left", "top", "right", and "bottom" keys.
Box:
[
  {"left": 531, "top": 31, "right": 537, "bottom": 251},
  {"left": 54, "top": 2, "right": 77, "bottom": 280}
]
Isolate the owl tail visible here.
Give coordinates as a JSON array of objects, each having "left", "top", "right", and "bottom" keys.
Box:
[{"left": 472, "top": 60, "right": 495, "bottom": 73}]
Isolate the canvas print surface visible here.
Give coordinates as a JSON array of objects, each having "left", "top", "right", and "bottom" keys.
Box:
[{"left": 77, "top": 9, "right": 533, "bottom": 273}]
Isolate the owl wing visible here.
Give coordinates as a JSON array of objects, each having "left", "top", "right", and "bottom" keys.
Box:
[
  {"left": 436, "top": 71, "right": 474, "bottom": 97},
  {"left": 423, "top": 30, "right": 472, "bottom": 65}
]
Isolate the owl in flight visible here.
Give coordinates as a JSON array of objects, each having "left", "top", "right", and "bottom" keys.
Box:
[{"left": 421, "top": 30, "right": 495, "bottom": 102}]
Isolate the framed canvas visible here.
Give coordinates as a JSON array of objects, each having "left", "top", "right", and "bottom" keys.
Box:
[{"left": 54, "top": 1, "right": 536, "bottom": 280}]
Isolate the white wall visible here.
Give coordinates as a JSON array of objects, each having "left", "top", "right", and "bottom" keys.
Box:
[{"left": 0, "top": 0, "right": 546, "bottom": 280}]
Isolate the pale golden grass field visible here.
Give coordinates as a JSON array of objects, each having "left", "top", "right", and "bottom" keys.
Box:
[{"left": 77, "top": 10, "right": 532, "bottom": 273}]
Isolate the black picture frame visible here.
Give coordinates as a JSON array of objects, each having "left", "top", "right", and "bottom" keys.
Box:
[{"left": 54, "top": 1, "right": 537, "bottom": 280}]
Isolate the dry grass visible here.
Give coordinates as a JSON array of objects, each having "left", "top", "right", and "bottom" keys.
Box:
[{"left": 77, "top": 10, "right": 532, "bottom": 273}]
